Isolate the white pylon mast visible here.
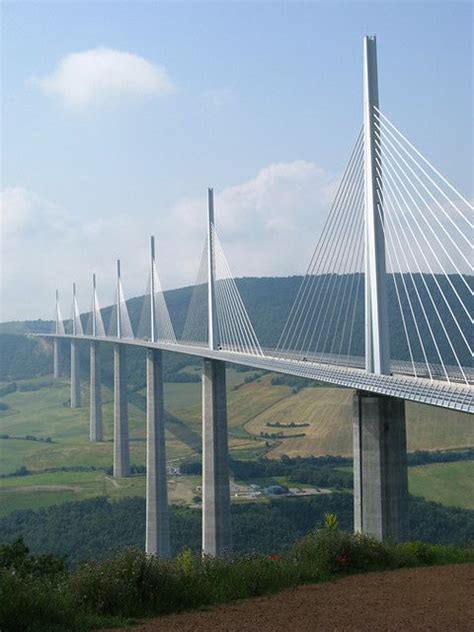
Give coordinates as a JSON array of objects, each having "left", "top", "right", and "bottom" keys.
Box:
[
  {"left": 150, "top": 236, "right": 156, "bottom": 343},
  {"left": 207, "top": 188, "right": 218, "bottom": 351},
  {"left": 92, "top": 274, "right": 97, "bottom": 337},
  {"left": 55, "top": 289, "right": 59, "bottom": 335},
  {"left": 72, "top": 283, "right": 77, "bottom": 336},
  {"left": 116, "top": 260, "right": 122, "bottom": 339},
  {"left": 363, "top": 35, "right": 390, "bottom": 375}
]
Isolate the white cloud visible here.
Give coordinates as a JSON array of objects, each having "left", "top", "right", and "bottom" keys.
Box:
[
  {"left": 159, "top": 161, "right": 336, "bottom": 284},
  {"left": 32, "top": 47, "right": 175, "bottom": 109},
  {"left": 0, "top": 187, "right": 147, "bottom": 321},
  {"left": 0, "top": 162, "right": 336, "bottom": 321},
  {"left": 0, "top": 188, "right": 69, "bottom": 238}
]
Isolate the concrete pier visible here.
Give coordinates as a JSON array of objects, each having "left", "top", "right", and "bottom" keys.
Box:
[
  {"left": 53, "top": 339, "right": 60, "bottom": 379},
  {"left": 70, "top": 340, "right": 81, "bottom": 408},
  {"left": 145, "top": 349, "right": 171, "bottom": 557},
  {"left": 89, "top": 341, "right": 103, "bottom": 442},
  {"left": 202, "top": 358, "right": 232, "bottom": 556},
  {"left": 353, "top": 391, "right": 408, "bottom": 542},
  {"left": 113, "top": 344, "right": 130, "bottom": 478}
]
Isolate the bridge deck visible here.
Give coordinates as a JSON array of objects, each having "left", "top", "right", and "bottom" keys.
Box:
[{"left": 36, "top": 334, "right": 473, "bottom": 413}]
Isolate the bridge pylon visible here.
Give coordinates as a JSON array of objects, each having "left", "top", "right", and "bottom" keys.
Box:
[
  {"left": 145, "top": 237, "right": 171, "bottom": 557},
  {"left": 364, "top": 35, "right": 390, "bottom": 375},
  {"left": 53, "top": 289, "right": 61, "bottom": 379},
  {"left": 70, "top": 282, "right": 81, "bottom": 408},
  {"left": 113, "top": 260, "right": 130, "bottom": 478},
  {"left": 202, "top": 188, "right": 232, "bottom": 557},
  {"left": 354, "top": 36, "right": 408, "bottom": 542},
  {"left": 89, "top": 274, "right": 103, "bottom": 442}
]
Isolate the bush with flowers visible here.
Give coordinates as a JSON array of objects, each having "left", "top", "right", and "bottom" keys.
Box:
[{"left": 1, "top": 521, "right": 473, "bottom": 631}]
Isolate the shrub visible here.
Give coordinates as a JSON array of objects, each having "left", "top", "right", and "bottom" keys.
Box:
[
  {"left": 291, "top": 515, "right": 391, "bottom": 580},
  {"left": 69, "top": 548, "right": 211, "bottom": 617},
  {"left": 0, "top": 569, "right": 79, "bottom": 632},
  {"left": 0, "top": 537, "right": 67, "bottom": 580},
  {"left": 387, "top": 540, "right": 474, "bottom": 568},
  {"left": 204, "top": 554, "right": 298, "bottom": 603},
  {"left": 0, "top": 539, "right": 76, "bottom": 632},
  {"left": 2, "top": 528, "right": 473, "bottom": 630}
]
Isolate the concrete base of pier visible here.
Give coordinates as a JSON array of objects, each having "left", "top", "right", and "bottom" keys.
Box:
[
  {"left": 89, "top": 341, "right": 103, "bottom": 442},
  {"left": 70, "top": 339, "right": 81, "bottom": 408},
  {"left": 353, "top": 391, "right": 409, "bottom": 542},
  {"left": 113, "top": 344, "right": 130, "bottom": 478},
  {"left": 202, "top": 358, "right": 232, "bottom": 557},
  {"left": 53, "top": 339, "right": 60, "bottom": 379},
  {"left": 145, "top": 349, "right": 171, "bottom": 557}
]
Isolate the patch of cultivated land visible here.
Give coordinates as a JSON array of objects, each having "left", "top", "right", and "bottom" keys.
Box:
[
  {"left": 408, "top": 461, "right": 474, "bottom": 510},
  {"left": 107, "top": 564, "right": 474, "bottom": 632},
  {"left": 0, "top": 372, "right": 472, "bottom": 515},
  {"left": 0, "top": 370, "right": 263, "bottom": 475},
  {"left": 242, "top": 379, "right": 474, "bottom": 457}
]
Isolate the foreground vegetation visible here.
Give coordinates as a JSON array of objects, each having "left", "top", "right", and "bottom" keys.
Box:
[
  {"left": 1, "top": 493, "right": 473, "bottom": 569},
  {"left": 1, "top": 514, "right": 473, "bottom": 632}
]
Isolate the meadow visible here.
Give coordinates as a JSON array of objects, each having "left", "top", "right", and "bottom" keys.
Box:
[{"left": 0, "top": 370, "right": 472, "bottom": 517}]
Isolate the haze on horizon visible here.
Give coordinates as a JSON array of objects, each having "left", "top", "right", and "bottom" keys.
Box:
[{"left": 1, "top": 1, "right": 472, "bottom": 322}]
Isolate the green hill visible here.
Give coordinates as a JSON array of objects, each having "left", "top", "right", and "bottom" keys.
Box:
[{"left": 1, "top": 273, "right": 471, "bottom": 384}]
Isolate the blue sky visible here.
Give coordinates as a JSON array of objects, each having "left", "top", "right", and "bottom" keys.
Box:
[{"left": 1, "top": 1, "right": 472, "bottom": 320}]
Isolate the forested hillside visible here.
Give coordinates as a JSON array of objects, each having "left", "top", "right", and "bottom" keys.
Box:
[{"left": 1, "top": 494, "right": 473, "bottom": 568}]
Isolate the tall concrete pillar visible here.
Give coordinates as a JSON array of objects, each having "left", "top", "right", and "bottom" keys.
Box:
[
  {"left": 53, "top": 339, "right": 60, "bottom": 379},
  {"left": 113, "top": 344, "right": 130, "bottom": 478},
  {"left": 70, "top": 340, "right": 81, "bottom": 408},
  {"left": 145, "top": 349, "right": 171, "bottom": 557},
  {"left": 202, "top": 358, "right": 232, "bottom": 557},
  {"left": 89, "top": 341, "right": 103, "bottom": 442},
  {"left": 353, "top": 391, "right": 409, "bottom": 542}
]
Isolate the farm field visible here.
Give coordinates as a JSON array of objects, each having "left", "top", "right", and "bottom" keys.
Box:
[
  {"left": 242, "top": 378, "right": 474, "bottom": 457},
  {"left": 0, "top": 469, "right": 202, "bottom": 517},
  {"left": 0, "top": 369, "right": 268, "bottom": 476},
  {"left": 0, "top": 370, "right": 472, "bottom": 517},
  {"left": 408, "top": 461, "right": 474, "bottom": 510},
  {"left": 0, "top": 458, "right": 472, "bottom": 518}
]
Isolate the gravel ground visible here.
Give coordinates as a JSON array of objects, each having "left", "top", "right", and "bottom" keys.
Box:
[{"left": 107, "top": 563, "right": 474, "bottom": 631}]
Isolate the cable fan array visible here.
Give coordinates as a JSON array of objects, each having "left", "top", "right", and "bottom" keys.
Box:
[
  {"left": 107, "top": 274, "right": 134, "bottom": 339},
  {"left": 50, "top": 109, "right": 471, "bottom": 388},
  {"left": 51, "top": 292, "right": 66, "bottom": 335},
  {"left": 213, "top": 226, "right": 262, "bottom": 355},
  {"left": 181, "top": 227, "right": 262, "bottom": 356},
  {"left": 277, "top": 130, "right": 366, "bottom": 368},
  {"left": 373, "top": 107, "right": 472, "bottom": 385},
  {"left": 181, "top": 241, "right": 209, "bottom": 346},
  {"left": 64, "top": 286, "right": 84, "bottom": 336},
  {"left": 137, "top": 261, "right": 176, "bottom": 343},
  {"left": 85, "top": 280, "right": 106, "bottom": 337}
]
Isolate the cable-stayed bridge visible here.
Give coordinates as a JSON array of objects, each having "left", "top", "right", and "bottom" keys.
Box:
[{"left": 36, "top": 37, "right": 472, "bottom": 558}]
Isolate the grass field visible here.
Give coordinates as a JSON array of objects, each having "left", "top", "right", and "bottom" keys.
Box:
[
  {"left": 0, "top": 371, "right": 472, "bottom": 517},
  {"left": 0, "top": 468, "right": 203, "bottom": 517},
  {"left": 408, "top": 461, "right": 474, "bottom": 510},
  {"left": 242, "top": 380, "right": 474, "bottom": 457},
  {"left": 0, "top": 369, "right": 265, "bottom": 477}
]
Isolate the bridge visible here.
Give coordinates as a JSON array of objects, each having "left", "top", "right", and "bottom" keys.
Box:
[{"left": 35, "top": 36, "right": 473, "bottom": 558}]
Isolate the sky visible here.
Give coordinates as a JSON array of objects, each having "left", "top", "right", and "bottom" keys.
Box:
[{"left": 1, "top": 1, "right": 472, "bottom": 322}]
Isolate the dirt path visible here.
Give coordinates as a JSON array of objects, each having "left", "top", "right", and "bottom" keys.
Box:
[
  {"left": 108, "top": 563, "right": 474, "bottom": 631},
  {"left": 105, "top": 476, "right": 120, "bottom": 488}
]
